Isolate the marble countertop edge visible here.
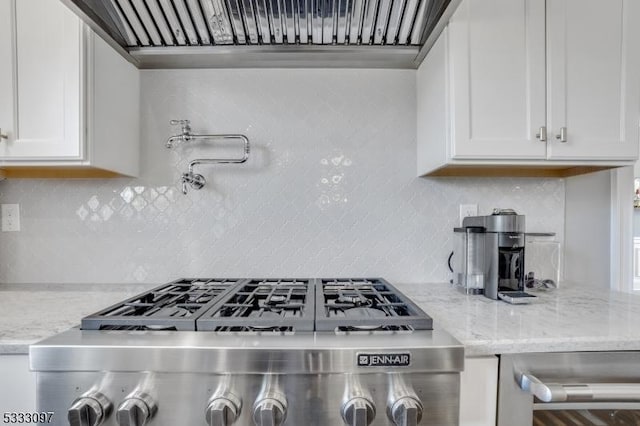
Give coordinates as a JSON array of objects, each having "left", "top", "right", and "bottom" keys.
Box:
[{"left": 4, "top": 281, "right": 640, "bottom": 357}]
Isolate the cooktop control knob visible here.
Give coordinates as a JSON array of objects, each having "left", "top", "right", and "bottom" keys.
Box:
[
  {"left": 342, "top": 375, "right": 376, "bottom": 426},
  {"left": 342, "top": 397, "right": 375, "bottom": 426},
  {"left": 116, "top": 393, "right": 157, "bottom": 426},
  {"left": 68, "top": 392, "right": 112, "bottom": 426},
  {"left": 342, "top": 397, "right": 376, "bottom": 426},
  {"left": 252, "top": 391, "right": 287, "bottom": 426},
  {"left": 206, "top": 392, "right": 241, "bottom": 426},
  {"left": 388, "top": 397, "right": 423, "bottom": 426}
]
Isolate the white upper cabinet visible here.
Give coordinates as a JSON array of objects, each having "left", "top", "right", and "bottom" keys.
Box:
[
  {"left": 417, "top": 0, "right": 640, "bottom": 177},
  {"left": 0, "top": 1, "right": 14, "bottom": 145},
  {"left": 546, "top": 0, "right": 640, "bottom": 160},
  {"left": 5, "top": 0, "right": 82, "bottom": 159},
  {"left": 0, "top": 0, "right": 139, "bottom": 177},
  {"left": 449, "top": 0, "right": 546, "bottom": 160}
]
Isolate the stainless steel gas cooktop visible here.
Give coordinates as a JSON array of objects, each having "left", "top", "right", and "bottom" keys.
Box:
[
  {"left": 80, "top": 277, "right": 433, "bottom": 332},
  {"left": 30, "top": 278, "right": 461, "bottom": 426}
]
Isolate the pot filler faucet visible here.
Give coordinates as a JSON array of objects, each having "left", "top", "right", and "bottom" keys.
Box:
[{"left": 166, "top": 119, "right": 250, "bottom": 194}]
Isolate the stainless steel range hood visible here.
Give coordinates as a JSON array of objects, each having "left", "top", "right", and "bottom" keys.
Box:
[{"left": 61, "top": 0, "right": 460, "bottom": 68}]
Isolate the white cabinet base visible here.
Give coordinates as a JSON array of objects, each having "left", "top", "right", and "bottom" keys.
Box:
[
  {"left": 460, "top": 356, "right": 498, "bottom": 426},
  {"left": 0, "top": 355, "right": 36, "bottom": 413}
]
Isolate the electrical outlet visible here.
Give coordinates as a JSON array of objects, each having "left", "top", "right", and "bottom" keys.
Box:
[
  {"left": 459, "top": 204, "right": 478, "bottom": 226},
  {"left": 2, "top": 204, "right": 20, "bottom": 232}
]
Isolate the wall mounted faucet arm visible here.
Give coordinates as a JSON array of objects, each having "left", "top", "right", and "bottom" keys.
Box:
[
  {"left": 187, "top": 135, "right": 250, "bottom": 173},
  {"left": 166, "top": 119, "right": 250, "bottom": 194}
]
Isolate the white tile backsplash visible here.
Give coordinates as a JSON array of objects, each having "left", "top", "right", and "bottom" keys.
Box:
[{"left": 0, "top": 69, "right": 564, "bottom": 284}]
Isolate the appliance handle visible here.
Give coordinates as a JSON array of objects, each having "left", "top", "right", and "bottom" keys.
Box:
[{"left": 516, "top": 370, "right": 640, "bottom": 403}]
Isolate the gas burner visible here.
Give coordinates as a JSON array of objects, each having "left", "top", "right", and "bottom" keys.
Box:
[
  {"left": 336, "top": 290, "right": 372, "bottom": 306},
  {"left": 342, "top": 307, "right": 387, "bottom": 330},
  {"left": 196, "top": 279, "right": 315, "bottom": 332},
  {"left": 344, "top": 306, "right": 386, "bottom": 319},
  {"left": 315, "top": 278, "right": 433, "bottom": 332},
  {"left": 244, "top": 311, "right": 287, "bottom": 331},
  {"left": 81, "top": 278, "right": 242, "bottom": 331},
  {"left": 265, "top": 294, "right": 287, "bottom": 305}
]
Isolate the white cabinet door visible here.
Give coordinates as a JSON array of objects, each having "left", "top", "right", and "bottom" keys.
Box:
[
  {"left": 459, "top": 356, "right": 498, "bottom": 426},
  {"left": 449, "top": 0, "right": 546, "bottom": 160},
  {"left": 0, "top": 355, "right": 36, "bottom": 413},
  {"left": 0, "top": 1, "right": 14, "bottom": 142},
  {"left": 0, "top": 0, "right": 82, "bottom": 160},
  {"left": 546, "top": 0, "right": 640, "bottom": 160}
]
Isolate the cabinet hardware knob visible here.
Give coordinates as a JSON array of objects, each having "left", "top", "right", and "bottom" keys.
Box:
[
  {"left": 0, "top": 128, "right": 7, "bottom": 140},
  {"left": 535, "top": 126, "right": 547, "bottom": 142},
  {"left": 555, "top": 127, "right": 567, "bottom": 143}
]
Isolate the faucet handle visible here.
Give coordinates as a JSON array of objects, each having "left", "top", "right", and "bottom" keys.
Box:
[
  {"left": 181, "top": 172, "right": 206, "bottom": 194},
  {"left": 181, "top": 177, "right": 189, "bottom": 195},
  {"left": 170, "top": 120, "right": 191, "bottom": 135}
]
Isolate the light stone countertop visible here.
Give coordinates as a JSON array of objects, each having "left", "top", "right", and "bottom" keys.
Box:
[
  {"left": 395, "top": 282, "right": 640, "bottom": 356},
  {"left": 2, "top": 281, "right": 640, "bottom": 356},
  {"left": 0, "top": 283, "right": 155, "bottom": 354}
]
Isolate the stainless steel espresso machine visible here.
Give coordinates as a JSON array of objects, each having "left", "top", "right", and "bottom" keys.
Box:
[{"left": 453, "top": 209, "right": 527, "bottom": 300}]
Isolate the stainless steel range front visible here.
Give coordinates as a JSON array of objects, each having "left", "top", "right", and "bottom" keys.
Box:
[{"left": 30, "top": 278, "right": 464, "bottom": 426}]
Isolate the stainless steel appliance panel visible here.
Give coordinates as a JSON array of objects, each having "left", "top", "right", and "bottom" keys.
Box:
[
  {"left": 62, "top": 0, "right": 466, "bottom": 68},
  {"left": 458, "top": 210, "right": 527, "bottom": 300},
  {"left": 32, "top": 278, "right": 463, "bottom": 426},
  {"left": 37, "top": 371, "right": 459, "bottom": 425},
  {"left": 31, "top": 329, "right": 463, "bottom": 373},
  {"left": 498, "top": 352, "right": 640, "bottom": 426}
]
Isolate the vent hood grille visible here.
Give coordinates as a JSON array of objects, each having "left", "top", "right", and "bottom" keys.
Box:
[
  {"left": 63, "top": 0, "right": 457, "bottom": 68},
  {"left": 109, "top": 0, "right": 429, "bottom": 47}
]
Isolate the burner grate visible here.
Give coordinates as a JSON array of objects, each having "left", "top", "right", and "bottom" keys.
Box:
[
  {"left": 314, "top": 278, "right": 433, "bottom": 332},
  {"left": 81, "top": 278, "right": 244, "bottom": 331},
  {"left": 80, "top": 277, "right": 433, "bottom": 332},
  {"left": 196, "top": 279, "right": 315, "bottom": 332}
]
